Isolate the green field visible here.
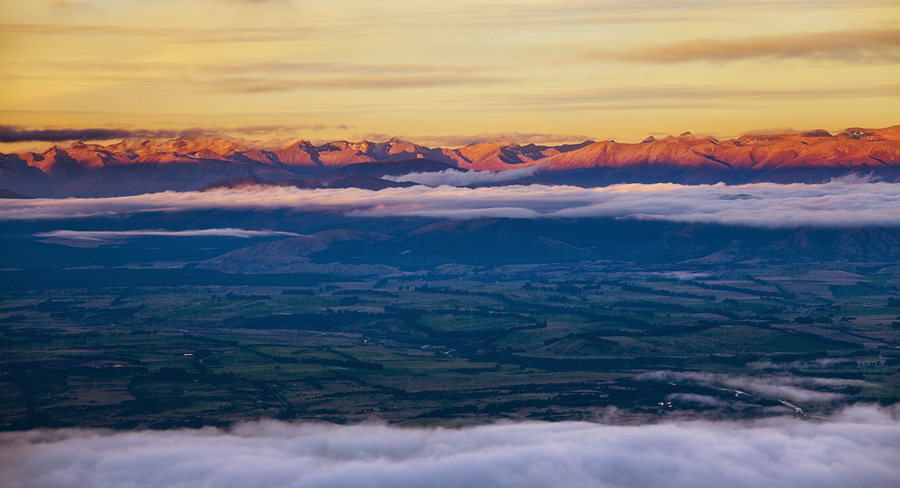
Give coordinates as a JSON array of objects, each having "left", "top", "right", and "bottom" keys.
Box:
[{"left": 2, "top": 263, "right": 899, "bottom": 429}]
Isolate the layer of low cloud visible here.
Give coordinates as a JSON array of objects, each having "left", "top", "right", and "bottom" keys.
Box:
[
  {"left": 0, "top": 23, "right": 340, "bottom": 45},
  {"left": 206, "top": 73, "right": 502, "bottom": 93},
  {"left": 1, "top": 406, "right": 898, "bottom": 488},
  {"left": 385, "top": 165, "right": 541, "bottom": 186},
  {"left": 232, "top": 124, "right": 349, "bottom": 136},
  {"left": 665, "top": 393, "right": 729, "bottom": 407},
  {"left": 0, "top": 126, "right": 182, "bottom": 143},
  {"left": 490, "top": 83, "right": 900, "bottom": 113},
  {"left": 748, "top": 358, "right": 853, "bottom": 371},
  {"left": 398, "top": 132, "right": 594, "bottom": 148},
  {"left": 34, "top": 229, "right": 302, "bottom": 241},
  {"left": 640, "top": 371, "right": 873, "bottom": 403},
  {"left": 0, "top": 125, "right": 349, "bottom": 144},
  {"left": 3, "top": 179, "right": 900, "bottom": 227},
  {"left": 587, "top": 28, "right": 900, "bottom": 64},
  {"left": 449, "top": 1, "right": 897, "bottom": 28},
  {"left": 14, "top": 59, "right": 500, "bottom": 94},
  {"left": 659, "top": 271, "right": 710, "bottom": 281}
]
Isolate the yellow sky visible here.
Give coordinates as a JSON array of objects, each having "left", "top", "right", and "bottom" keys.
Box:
[{"left": 1, "top": 0, "right": 898, "bottom": 147}]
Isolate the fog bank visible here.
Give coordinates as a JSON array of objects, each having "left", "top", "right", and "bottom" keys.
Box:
[
  {"left": 1, "top": 406, "right": 898, "bottom": 488},
  {"left": 34, "top": 229, "right": 302, "bottom": 240},
  {"left": 2, "top": 179, "right": 900, "bottom": 227}
]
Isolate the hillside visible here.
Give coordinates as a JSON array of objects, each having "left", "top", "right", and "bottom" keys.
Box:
[{"left": 1, "top": 126, "right": 898, "bottom": 196}]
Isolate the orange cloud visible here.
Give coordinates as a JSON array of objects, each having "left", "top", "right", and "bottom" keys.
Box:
[
  {"left": 205, "top": 73, "right": 503, "bottom": 93},
  {"left": 483, "top": 83, "right": 900, "bottom": 112},
  {"left": 587, "top": 28, "right": 900, "bottom": 64}
]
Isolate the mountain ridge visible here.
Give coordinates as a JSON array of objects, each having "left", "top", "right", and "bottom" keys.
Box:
[{"left": 2, "top": 126, "right": 898, "bottom": 197}]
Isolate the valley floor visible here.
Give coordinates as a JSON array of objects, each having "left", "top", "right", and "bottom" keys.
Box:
[{"left": 2, "top": 262, "right": 898, "bottom": 429}]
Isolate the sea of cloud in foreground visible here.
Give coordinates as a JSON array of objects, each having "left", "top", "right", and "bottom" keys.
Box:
[
  {"left": 3, "top": 177, "right": 900, "bottom": 227},
  {"left": 0, "top": 406, "right": 897, "bottom": 488}
]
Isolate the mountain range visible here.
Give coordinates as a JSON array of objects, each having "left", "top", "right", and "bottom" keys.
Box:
[{"left": 2, "top": 126, "right": 898, "bottom": 197}]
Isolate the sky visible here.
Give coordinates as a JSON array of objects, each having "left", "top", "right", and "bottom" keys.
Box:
[{"left": 1, "top": 0, "right": 898, "bottom": 147}]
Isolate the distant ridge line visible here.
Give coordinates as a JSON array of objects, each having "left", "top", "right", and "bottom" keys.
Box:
[{"left": 1, "top": 125, "right": 898, "bottom": 197}]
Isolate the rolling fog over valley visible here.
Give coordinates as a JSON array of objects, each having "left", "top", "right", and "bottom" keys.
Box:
[
  {"left": 3, "top": 147, "right": 900, "bottom": 485},
  {"left": 2, "top": 0, "right": 899, "bottom": 484}
]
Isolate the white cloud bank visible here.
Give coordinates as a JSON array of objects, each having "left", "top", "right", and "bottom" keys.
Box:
[
  {"left": 3, "top": 178, "right": 900, "bottom": 227},
  {"left": 640, "top": 370, "right": 873, "bottom": 403},
  {"left": 384, "top": 165, "right": 541, "bottom": 186},
  {"left": 33, "top": 229, "right": 302, "bottom": 241},
  {"left": 1, "top": 406, "right": 898, "bottom": 488}
]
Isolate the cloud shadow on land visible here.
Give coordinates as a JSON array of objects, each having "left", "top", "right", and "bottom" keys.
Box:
[{"left": 0, "top": 406, "right": 897, "bottom": 488}]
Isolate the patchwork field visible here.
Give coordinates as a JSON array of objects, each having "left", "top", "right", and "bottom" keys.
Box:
[{"left": 3, "top": 263, "right": 898, "bottom": 429}]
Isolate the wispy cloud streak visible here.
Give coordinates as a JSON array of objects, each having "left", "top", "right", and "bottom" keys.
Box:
[
  {"left": 486, "top": 83, "right": 900, "bottom": 112},
  {"left": 587, "top": 28, "right": 900, "bottom": 64},
  {"left": 0, "top": 126, "right": 181, "bottom": 143},
  {"left": 0, "top": 407, "right": 897, "bottom": 488},
  {"left": 205, "top": 73, "right": 501, "bottom": 93},
  {"left": 0, "top": 124, "right": 347, "bottom": 144},
  {"left": 403, "top": 132, "right": 593, "bottom": 147},
  {"left": 34, "top": 229, "right": 302, "bottom": 241},
  {"left": 10, "top": 59, "right": 500, "bottom": 93},
  {"left": 640, "top": 371, "right": 873, "bottom": 403}
]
